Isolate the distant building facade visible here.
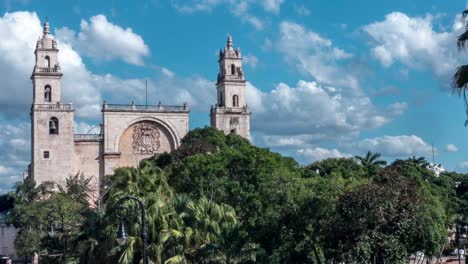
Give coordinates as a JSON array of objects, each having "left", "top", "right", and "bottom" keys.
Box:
[{"left": 26, "top": 21, "right": 251, "bottom": 201}]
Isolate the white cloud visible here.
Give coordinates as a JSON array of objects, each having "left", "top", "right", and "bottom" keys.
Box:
[
  {"left": 0, "top": 11, "right": 41, "bottom": 115},
  {"left": 294, "top": 4, "right": 311, "bottom": 16},
  {"left": 243, "top": 54, "right": 258, "bottom": 68},
  {"left": 363, "top": 12, "right": 464, "bottom": 79},
  {"left": 249, "top": 80, "right": 405, "bottom": 140},
  {"left": 172, "top": 0, "right": 285, "bottom": 14},
  {"left": 445, "top": 143, "right": 459, "bottom": 152},
  {"left": 278, "top": 21, "right": 357, "bottom": 89},
  {"left": 0, "top": 122, "right": 30, "bottom": 193},
  {"left": 297, "top": 147, "right": 351, "bottom": 163},
  {"left": 354, "top": 135, "right": 433, "bottom": 158},
  {"left": 161, "top": 67, "right": 175, "bottom": 78},
  {"left": 171, "top": 0, "right": 286, "bottom": 30},
  {"left": 56, "top": 14, "right": 149, "bottom": 65},
  {"left": 260, "top": 0, "right": 284, "bottom": 14}
]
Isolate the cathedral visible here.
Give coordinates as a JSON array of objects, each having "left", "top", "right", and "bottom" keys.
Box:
[{"left": 26, "top": 21, "right": 251, "bottom": 201}]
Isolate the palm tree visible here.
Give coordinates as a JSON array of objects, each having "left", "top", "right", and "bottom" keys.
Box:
[
  {"left": 451, "top": 9, "right": 468, "bottom": 125},
  {"left": 355, "top": 151, "right": 387, "bottom": 167},
  {"left": 355, "top": 151, "right": 387, "bottom": 177},
  {"left": 98, "top": 161, "right": 254, "bottom": 264},
  {"left": 408, "top": 156, "right": 430, "bottom": 168}
]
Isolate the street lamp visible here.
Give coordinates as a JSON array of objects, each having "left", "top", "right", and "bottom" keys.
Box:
[
  {"left": 114, "top": 195, "right": 148, "bottom": 264},
  {"left": 46, "top": 208, "right": 67, "bottom": 260}
]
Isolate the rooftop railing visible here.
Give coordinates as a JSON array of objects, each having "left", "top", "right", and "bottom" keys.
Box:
[
  {"left": 36, "top": 67, "right": 60, "bottom": 73},
  {"left": 103, "top": 103, "right": 189, "bottom": 112}
]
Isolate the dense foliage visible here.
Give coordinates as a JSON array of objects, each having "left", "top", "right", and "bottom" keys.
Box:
[{"left": 3, "top": 127, "right": 467, "bottom": 263}]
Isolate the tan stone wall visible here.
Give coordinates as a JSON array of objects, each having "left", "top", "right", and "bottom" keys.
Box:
[
  {"left": 74, "top": 141, "right": 102, "bottom": 203},
  {"left": 118, "top": 121, "right": 175, "bottom": 168},
  {"left": 31, "top": 109, "right": 74, "bottom": 186},
  {"left": 212, "top": 111, "right": 250, "bottom": 140},
  {"left": 102, "top": 110, "right": 189, "bottom": 175},
  {"left": 32, "top": 76, "right": 62, "bottom": 105}
]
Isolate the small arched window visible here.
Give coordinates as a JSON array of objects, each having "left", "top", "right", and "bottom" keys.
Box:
[
  {"left": 44, "top": 85, "right": 51, "bottom": 102},
  {"left": 231, "top": 64, "right": 236, "bottom": 75},
  {"left": 49, "top": 117, "right": 59, "bottom": 135},
  {"left": 219, "top": 91, "right": 224, "bottom": 106},
  {"left": 232, "top": 95, "right": 239, "bottom": 107},
  {"left": 44, "top": 55, "right": 50, "bottom": 68}
]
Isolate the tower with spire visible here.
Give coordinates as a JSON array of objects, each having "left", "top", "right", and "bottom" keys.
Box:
[
  {"left": 210, "top": 36, "right": 251, "bottom": 140},
  {"left": 30, "top": 19, "right": 75, "bottom": 185}
]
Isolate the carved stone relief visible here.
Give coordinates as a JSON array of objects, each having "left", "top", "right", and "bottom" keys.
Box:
[{"left": 132, "top": 122, "right": 161, "bottom": 154}]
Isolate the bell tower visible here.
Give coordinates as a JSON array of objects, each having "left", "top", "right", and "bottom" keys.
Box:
[
  {"left": 210, "top": 36, "right": 251, "bottom": 140},
  {"left": 30, "top": 19, "right": 74, "bottom": 186}
]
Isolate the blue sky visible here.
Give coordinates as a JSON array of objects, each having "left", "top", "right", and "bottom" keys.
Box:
[{"left": 0, "top": 0, "right": 467, "bottom": 193}]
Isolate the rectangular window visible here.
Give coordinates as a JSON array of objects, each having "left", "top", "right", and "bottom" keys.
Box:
[{"left": 43, "top": 151, "right": 50, "bottom": 159}]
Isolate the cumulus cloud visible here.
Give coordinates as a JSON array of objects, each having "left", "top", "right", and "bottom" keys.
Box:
[
  {"left": 243, "top": 54, "right": 258, "bottom": 68},
  {"left": 249, "top": 80, "right": 406, "bottom": 141},
  {"left": 0, "top": 122, "right": 30, "bottom": 193},
  {"left": 172, "top": 0, "right": 285, "bottom": 14},
  {"left": 278, "top": 21, "right": 356, "bottom": 89},
  {"left": 0, "top": 11, "right": 41, "bottom": 115},
  {"left": 171, "top": 0, "right": 286, "bottom": 30},
  {"left": 364, "top": 12, "right": 465, "bottom": 80},
  {"left": 56, "top": 14, "right": 149, "bottom": 65},
  {"left": 353, "top": 135, "right": 433, "bottom": 158},
  {"left": 294, "top": 4, "right": 311, "bottom": 16},
  {"left": 297, "top": 147, "right": 351, "bottom": 164},
  {"left": 260, "top": 0, "right": 284, "bottom": 14},
  {"left": 161, "top": 67, "right": 175, "bottom": 78},
  {"left": 445, "top": 143, "right": 459, "bottom": 152}
]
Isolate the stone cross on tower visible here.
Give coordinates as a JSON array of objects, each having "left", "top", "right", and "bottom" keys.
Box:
[{"left": 210, "top": 36, "right": 251, "bottom": 140}]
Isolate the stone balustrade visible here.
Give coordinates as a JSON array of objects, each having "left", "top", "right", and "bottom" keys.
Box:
[
  {"left": 103, "top": 103, "right": 189, "bottom": 112},
  {"left": 33, "top": 103, "right": 73, "bottom": 110}
]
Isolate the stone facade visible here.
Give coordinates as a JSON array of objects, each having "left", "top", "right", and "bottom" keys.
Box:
[
  {"left": 27, "top": 22, "right": 250, "bottom": 202},
  {"left": 210, "top": 36, "right": 251, "bottom": 140}
]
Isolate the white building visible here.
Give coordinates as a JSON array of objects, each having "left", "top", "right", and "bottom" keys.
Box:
[{"left": 26, "top": 21, "right": 251, "bottom": 202}]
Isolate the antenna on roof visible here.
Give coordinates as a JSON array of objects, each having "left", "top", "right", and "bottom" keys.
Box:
[{"left": 145, "top": 79, "right": 148, "bottom": 109}]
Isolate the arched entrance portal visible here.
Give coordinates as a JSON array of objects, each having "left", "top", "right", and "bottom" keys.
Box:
[{"left": 118, "top": 120, "right": 176, "bottom": 168}]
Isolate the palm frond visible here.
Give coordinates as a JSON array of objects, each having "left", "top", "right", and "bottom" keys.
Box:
[
  {"left": 462, "top": 9, "right": 468, "bottom": 18},
  {"left": 458, "top": 30, "right": 468, "bottom": 49},
  {"left": 451, "top": 65, "right": 468, "bottom": 94}
]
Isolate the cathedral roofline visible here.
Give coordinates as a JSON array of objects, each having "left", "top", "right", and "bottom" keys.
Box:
[{"left": 101, "top": 102, "right": 189, "bottom": 113}]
